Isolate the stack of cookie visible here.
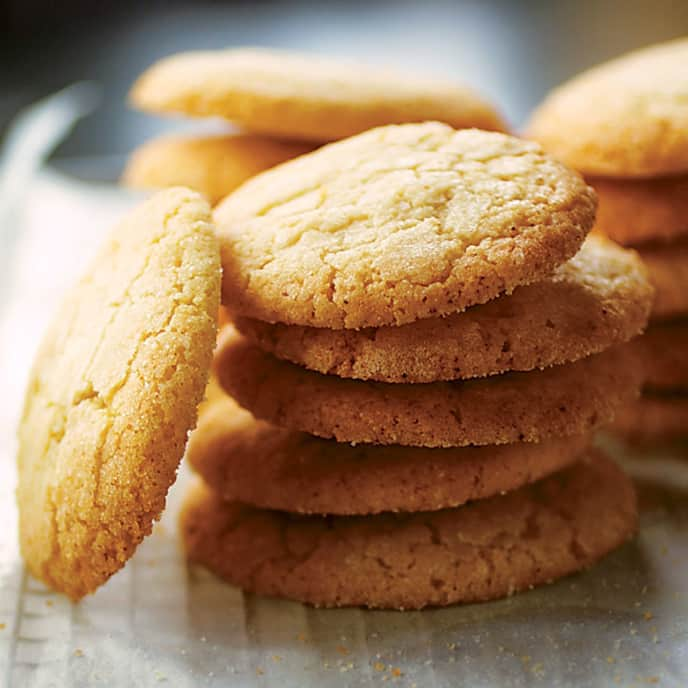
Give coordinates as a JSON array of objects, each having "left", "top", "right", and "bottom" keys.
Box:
[
  {"left": 528, "top": 38, "right": 688, "bottom": 443},
  {"left": 124, "top": 47, "right": 506, "bottom": 205},
  {"left": 181, "top": 122, "right": 653, "bottom": 609}
]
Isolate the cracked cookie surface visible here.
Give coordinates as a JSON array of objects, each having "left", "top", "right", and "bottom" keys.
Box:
[
  {"left": 527, "top": 38, "right": 688, "bottom": 177},
  {"left": 181, "top": 452, "right": 636, "bottom": 609},
  {"left": 130, "top": 48, "right": 507, "bottom": 142},
  {"left": 215, "top": 123, "right": 596, "bottom": 329},
  {"left": 234, "top": 235, "right": 651, "bottom": 382},
  {"left": 188, "top": 391, "right": 590, "bottom": 514},
  {"left": 215, "top": 328, "right": 642, "bottom": 447},
  {"left": 17, "top": 188, "right": 221, "bottom": 600},
  {"left": 122, "top": 133, "right": 313, "bottom": 205}
]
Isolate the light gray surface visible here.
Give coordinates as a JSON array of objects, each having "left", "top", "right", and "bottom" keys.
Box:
[{"left": 0, "top": 169, "right": 687, "bottom": 688}]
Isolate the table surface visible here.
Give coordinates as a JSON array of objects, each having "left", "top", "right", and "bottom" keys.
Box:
[{"left": 0, "top": 167, "right": 687, "bottom": 688}]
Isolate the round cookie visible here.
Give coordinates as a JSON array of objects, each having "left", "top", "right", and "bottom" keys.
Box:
[
  {"left": 181, "top": 452, "right": 637, "bottom": 609},
  {"left": 527, "top": 38, "right": 688, "bottom": 177},
  {"left": 188, "top": 393, "right": 591, "bottom": 515},
  {"left": 637, "top": 321, "right": 688, "bottom": 390},
  {"left": 640, "top": 239, "right": 688, "bottom": 321},
  {"left": 17, "top": 188, "right": 221, "bottom": 600},
  {"left": 130, "top": 47, "right": 507, "bottom": 142},
  {"left": 215, "top": 328, "right": 643, "bottom": 448},
  {"left": 122, "top": 133, "right": 313, "bottom": 205},
  {"left": 234, "top": 235, "right": 652, "bottom": 382},
  {"left": 612, "top": 393, "right": 688, "bottom": 443},
  {"left": 591, "top": 173, "right": 688, "bottom": 246},
  {"left": 216, "top": 123, "right": 597, "bottom": 329}
]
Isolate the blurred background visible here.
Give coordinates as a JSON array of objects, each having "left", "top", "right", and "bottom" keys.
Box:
[{"left": 2, "top": 0, "right": 688, "bottom": 179}]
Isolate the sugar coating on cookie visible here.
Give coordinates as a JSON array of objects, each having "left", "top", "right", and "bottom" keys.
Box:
[
  {"left": 527, "top": 38, "right": 688, "bottom": 177},
  {"left": 234, "top": 235, "right": 652, "bottom": 382},
  {"left": 17, "top": 188, "right": 221, "bottom": 600},
  {"left": 181, "top": 453, "right": 637, "bottom": 609},
  {"left": 215, "top": 123, "right": 596, "bottom": 329},
  {"left": 591, "top": 174, "right": 688, "bottom": 247},
  {"left": 635, "top": 321, "right": 688, "bottom": 391},
  {"left": 215, "top": 328, "right": 643, "bottom": 448},
  {"left": 612, "top": 393, "right": 688, "bottom": 443},
  {"left": 187, "top": 392, "right": 591, "bottom": 514},
  {"left": 640, "top": 239, "right": 688, "bottom": 321},
  {"left": 122, "top": 134, "right": 313, "bottom": 205},
  {"left": 130, "top": 47, "right": 507, "bottom": 142}
]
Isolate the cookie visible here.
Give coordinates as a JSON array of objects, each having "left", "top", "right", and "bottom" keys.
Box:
[
  {"left": 234, "top": 235, "right": 651, "bottom": 382},
  {"left": 181, "top": 452, "right": 636, "bottom": 609},
  {"left": 612, "top": 393, "right": 688, "bottom": 443},
  {"left": 215, "top": 328, "right": 642, "bottom": 447},
  {"left": 122, "top": 133, "right": 313, "bottom": 205},
  {"left": 640, "top": 239, "right": 688, "bottom": 321},
  {"left": 637, "top": 321, "right": 688, "bottom": 390},
  {"left": 216, "top": 123, "right": 596, "bottom": 329},
  {"left": 591, "top": 173, "right": 688, "bottom": 246},
  {"left": 188, "top": 392, "right": 591, "bottom": 515},
  {"left": 130, "top": 48, "right": 507, "bottom": 142},
  {"left": 17, "top": 188, "right": 221, "bottom": 600},
  {"left": 527, "top": 38, "right": 688, "bottom": 177}
]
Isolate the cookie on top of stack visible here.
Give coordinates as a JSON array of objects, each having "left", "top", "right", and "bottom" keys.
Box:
[
  {"left": 124, "top": 47, "right": 507, "bottom": 204},
  {"left": 528, "top": 38, "right": 688, "bottom": 443},
  {"left": 181, "top": 121, "right": 653, "bottom": 609}
]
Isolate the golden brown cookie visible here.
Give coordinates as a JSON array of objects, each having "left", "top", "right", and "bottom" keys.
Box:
[
  {"left": 612, "top": 393, "right": 688, "bottom": 443},
  {"left": 130, "top": 48, "right": 507, "bottom": 142},
  {"left": 215, "top": 328, "right": 642, "bottom": 447},
  {"left": 591, "top": 173, "right": 688, "bottom": 246},
  {"left": 637, "top": 321, "right": 688, "bottom": 390},
  {"left": 640, "top": 239, "right": 688, "bottom": 321},
  {"left": 188, "top": 392, "right": 591, "bottom": 515},
  {"left": 122, "top": 133, "right": 313, "bottom": 205},
  {"left": 17, "top": 188, "right": 220, "bottom": 600},
  {"left": 527, "top": 38, "right": 688, "bottom": 177},
  {"left": 181, "top": 452, "right": 637, "bottom": 609},
  {"left": 216, "top": 123, "right": 596, "bottom": 329},
  {"left": 234, "top": 235, "right": 651, "bottom": 382}
]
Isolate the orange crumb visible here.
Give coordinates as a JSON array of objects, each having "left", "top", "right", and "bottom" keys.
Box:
[{"left": 374, "top": 662, "right": 386, "bottom": 672}]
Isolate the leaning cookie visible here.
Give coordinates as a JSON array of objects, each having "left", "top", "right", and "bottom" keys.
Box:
[
  {"left": 130, "top": 47, "right": 507, "bottom": 142},
  {"left": 234, "top": 235, "right": 651, "bottom": 382},
  {"left": 17, "top": 188, "right": 221, "bottom": 600},
  {"left": 122, "top": 133, "right": 313, "bottom": 205},
  {"left": 215, "top": 328, "right": 642, "bottom": 448},
  {"left": 181, "top": 452, "right": 636, "bottom": 609},
  {"left": 590, "top": 174, "right": 688, "bottom": 247},
  {"left": 187, "top": 392, "right": 591, "bottom": 515},
  {"left": 527, "top": 38, "right": 688, "bottom": 177},
  {"left": 216, "top": 123, "right": 596, "bottom": 329}
]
